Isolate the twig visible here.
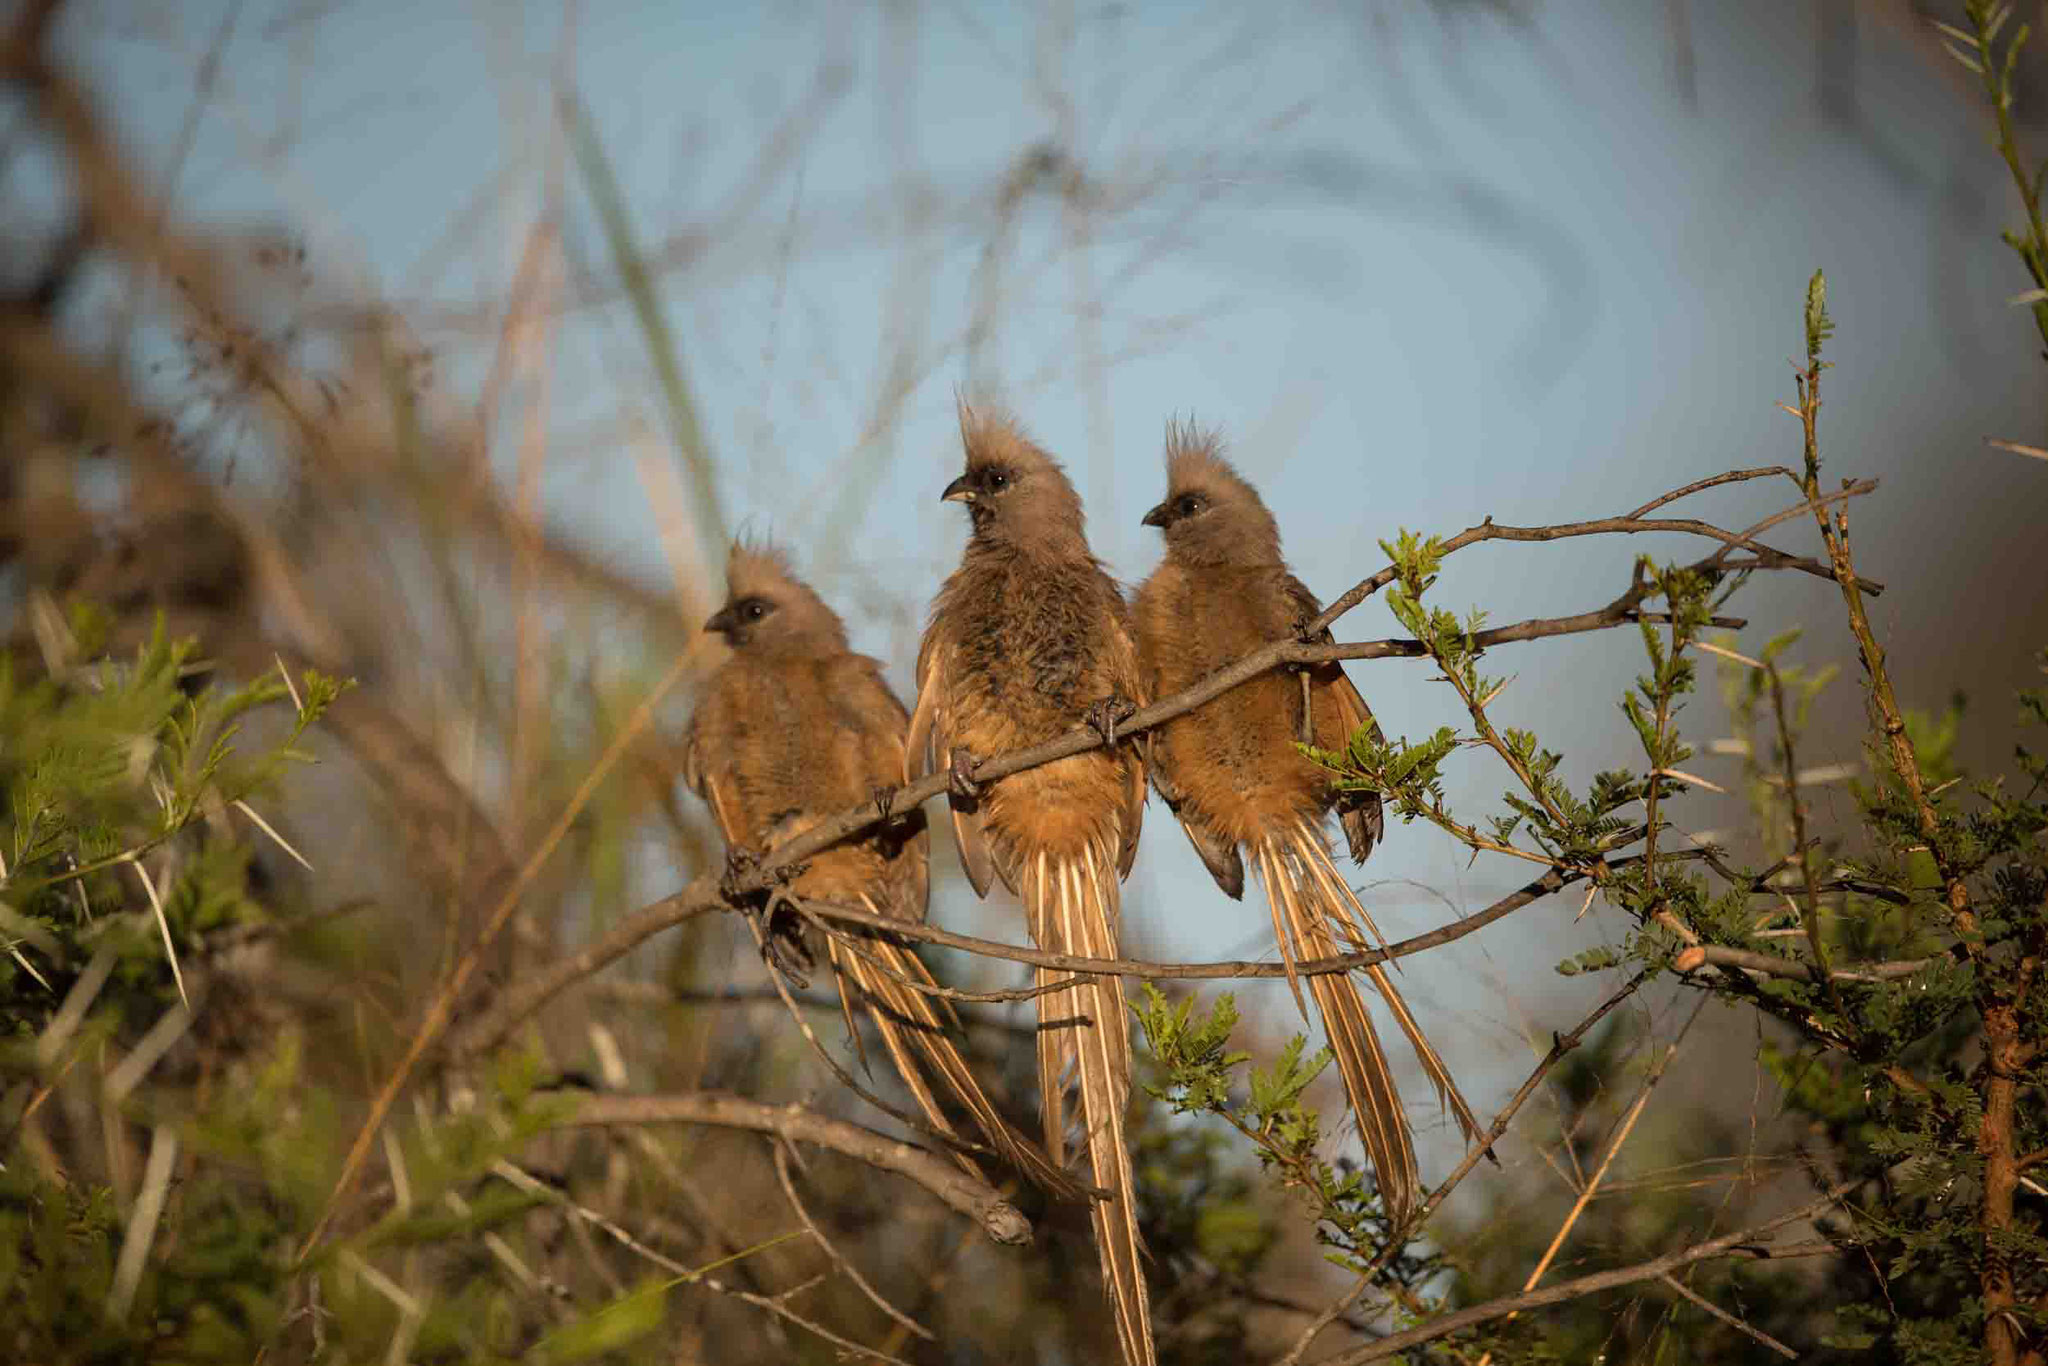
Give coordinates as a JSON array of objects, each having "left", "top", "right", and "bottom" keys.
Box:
[
  {"left": 461, "top": 844, "right": 1693, "bottom": 1055},
  {"left": 791, "top": 903, "right": 1088, "bottom": 1006},
  {"left": 694, "top": 487, "right": 1869, "bottom": 918},
  {"left": 104, "top": 1001, "right": 197, "bottom": 1103},
  {"left": 689, "top": 1271, "right": 915, "bottom": 1366},
  {"left": 444, "top": 1186, "right": 572, "bottom": 1315},
  {"left": 597, "top": 983, "right": 1043, "bottom": 1038},
  {"left": 32, "top": 945, "right": 115, "bottom": 1068},
  {"left": 611, "top": 1129, "right": 791, "bottom": 1341},
  {"left": 737, "top": 899, "right": 999, "bottom": 1163},
  {"left": 1474, "top": 997, "right": 1707, "bottom": 1365},
  {"left": 1625, "top": 467, "right": 1798, "bottom": 519},
  {"left": 1796, "top": 349, "right": 1970, "bottom": 947},
  {"left": 489, "top": 1159, "right": 695, "bottom": 1278},
  {"left": 1985, "top": 436, "right": 2048, "bottom": 462},
  {"left": 296, "top": 647, "right": 697, "bottom": 1264},
  {"left": 1764, "top": 660, "right": 1854, "bottom": 1030},
  {"left": 550, "top": 1090, "right": 1032, "bottom": 1246},
  {"left": 106, "top": 1125, "right": 179, "bottom": 1321},
  {"left": 773, "top": 1140, "right": 935, "bottom": 1342},
  {"left": 1315, "top": 1183, "right": 1854, "bottom": 1364},
  {"left": 1672, "top": 944, "right": 1953, "bottom": 983},
  {"left": 1278, "top": 968, "right": 1655, "bottom": 1366},
  {"left": 1656, "top": 1271, "right": 1798, "bottom": 1359},
  {"left": 454, "top": 877, "right": 721, "bottom": 1048}
]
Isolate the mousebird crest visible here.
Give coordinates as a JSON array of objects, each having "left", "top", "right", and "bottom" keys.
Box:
[
  {"left": 703, "top": 539, "right": 848, "bottom": 651},
  {"left": 1141, "top": 421, "right": 1283, "bottom": 567},
  {"left": 941, "top": 399, "right": 1087, "bottom": 546}
]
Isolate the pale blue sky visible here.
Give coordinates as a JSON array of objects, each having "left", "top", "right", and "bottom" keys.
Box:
[{"left": 45, "top": 0, "right": 2048, "bottom": 1164}]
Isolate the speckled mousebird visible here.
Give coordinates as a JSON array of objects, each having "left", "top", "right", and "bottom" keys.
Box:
[
  {"left": 1132, "top": 423, "right": 1481, "bottom": 1225},
  {"left": 908, "top": 403, "right": 1155, "bottom": 1366}
]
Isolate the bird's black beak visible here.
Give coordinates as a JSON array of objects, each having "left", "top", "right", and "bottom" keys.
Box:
[
  {"left": 941, "top": 473, "right": 975, "bottom": 504},
  {"left": 704, "top": 604, "right": 740, "bottom": 637},
  {"left": 1141, "top": 502, "right": 1172, "bottom": 529}
]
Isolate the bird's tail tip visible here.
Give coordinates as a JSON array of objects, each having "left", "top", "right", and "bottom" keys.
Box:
[{"left": 1024, "top": 846, "right": 1156, "bottom": 1365}]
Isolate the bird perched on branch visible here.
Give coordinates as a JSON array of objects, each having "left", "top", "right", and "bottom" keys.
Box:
[
  {"left": 909, "top": 403, "right": 1155, "bottom": 1366},
  {"left": 682, "top": 539, "right": 1076, "bottom": 1198},
  {"left": 1132, "top": 423, "right": 1482, "bottom": 1225}
]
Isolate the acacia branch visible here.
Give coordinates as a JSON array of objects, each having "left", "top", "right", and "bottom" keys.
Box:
[
  {"left": 1304, "top": 480, "right": 1879, "bottom": 636},
  {"left": 789, "top": 852, "right": 1691, "bottom": 981},
  {"left": 552, "top": 1090, "right": 1033, "bottom": 1246},
  {"left": 1657, "top": 1272, "right": 1798, "bottom": 1360},
  {"left": 717, "top": 493, "right": 1865, "bottom": 910},
  {"left": 1672, "top": 944, "right": 1956, "bottom": 983},
  {"left": 1765, "top": 659, "right": 1854, "bottom": 1028},
  {"left": 771, "top": 1140, "right": 934, "bottom": 1342},
  {"left": 458, "top": 838, "right": 1693, "bottom": 1056},
  {"left": 454, "top": 886, "right": 721, "bottom": 1056},
  {"left": 1278, "top": 968, "right": 1655, "bottom": 1366},
  {"left": 456, "top": 484, "right": 1874, "bottom": 1074},
  {"left": 1314, "top": 1183, "right": 1855, "bottom": 1365},
  {"left": 1625, "top": 467, "right": 1799, "bottom": 518}
]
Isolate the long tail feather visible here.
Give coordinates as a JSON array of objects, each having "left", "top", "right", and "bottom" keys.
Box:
[
  {"left": 1026, "top": 846, "right": 1155, "bottom": 1366},
  {"left": 1256, "top": 821, "right": 1483, "bottom": 1225},
  {"left": 1289, "top": 819, "right": 1486, "bottom": 1149},
  {"left": 1258, "top": 839, "right": 1417, "bottom": 1222},
  {"left": 828, "top": 919, "right": 1084, "bottom": 1201}
]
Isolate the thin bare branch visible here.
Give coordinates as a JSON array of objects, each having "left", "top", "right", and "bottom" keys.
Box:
[
  {"left": 551, "top": 1090, "right": 1032, "bottom": 1246},
  {"left": 1657, "top": 1271, "right": 1799, "bottom": 1359},
  {"left": 1317, "top": 1183, "right": 1855, "bottom": 1364},
  {"left": 1764, "top": 660, "right": 1854, "bottom": 1028},
  {"left": 1673, "top": 944, "right": 1953, "bottom": 983},
  {"left": 773, "top": 1140, "right": 935, "bottom": 1342},
  {"left": 698, "top": 490, "right": 1865, "bottom": 914},
  {"left": 297, "top": 649, "right": 698, "bottom": 1264},
  {"left": 1279, "top": 968, "right": 1655, "bottom": 1366},
  {"left": 1474, "top": 998, "right": 1708, "bottom": 1365},
  {"left": 1625, "top": 466, "right": 1798, "bottom": 519},
  {"left": 459, "top": 839, "right": 1692, "bottom": 1055}
]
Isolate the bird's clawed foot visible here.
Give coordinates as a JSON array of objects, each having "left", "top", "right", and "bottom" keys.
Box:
[
  {"left": 1085, "top": 694, "right": 1137, "bottom": 749},
  {"left": 720, "top": 844, "right": 764, "bottom": 901},
  {"left": 756, "top": 890, "right": 815, "bottom": 988},
  {"left": 947, "top": 746, "right": 984, "bottom": 801},
  {"left": 1286, "top": 612, "right": 1324, "bottom": 673},
  {"left": 869, "top": 782, "right": 897, "bottom": 822},
  {"left": 723, "top": 846, "right": 812, "bottom": 984}
]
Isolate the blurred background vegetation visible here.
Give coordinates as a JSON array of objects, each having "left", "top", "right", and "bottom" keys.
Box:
[{"left": 2, "top": 0, "right": 2045, "bottom": 1361}]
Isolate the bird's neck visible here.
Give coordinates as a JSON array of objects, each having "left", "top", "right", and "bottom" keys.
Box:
[
  {"left": 1172, "top": 547, "right": 1283, "bottom": 572},
  {"left": 970, "top": 521, "right": 1092, "bottom": 563}
]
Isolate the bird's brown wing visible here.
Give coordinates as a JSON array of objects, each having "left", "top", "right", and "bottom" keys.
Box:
[
  {"left": 678, "top": 721, "right": 705, "bottom": 808},
  {"left": 835, "top": 654, "right": 931, "bottom": 922},
  {"left": 679, "top": 708, "right": 745, "bottom": 846},
  {"left": 1322, "top": 666, "right": 1386, "bottom": 864},
  {"left": 907, "top": 636, "right": 998, "bottom": 897},
  {"left": 1120, "top": 760, "right": 1146, "bottom": 880},
  {"left": 1143, "top": 733, "right": 1245, "bottom": 899},
  {"left": 1285, "top": 575, "right": 1386, "bottom": 865},
  {"left": 1132, "top": 565, "right": 1241, "bottom": 896},
  {"left": 1104, "top": 597, "right": 1148, "bottom": 882}
]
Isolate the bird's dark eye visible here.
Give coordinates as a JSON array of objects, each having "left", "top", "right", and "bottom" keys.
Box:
[
  {"left": 987, "top": 470, "right": 1009, "bottom": 491},
  {"left": 1175, "top": 494, "right": 1204, "bottom": 517},
  {"left": 744, "top": 601, "right": 767, "bottom": 620}
]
